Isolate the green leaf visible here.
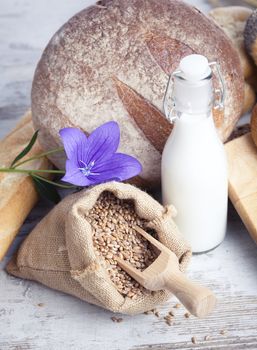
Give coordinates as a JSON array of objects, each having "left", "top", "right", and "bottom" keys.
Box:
[
  {"left": 31, "top": 175, "right": 61, "bottom": 204},
  {"left": 11, "top": 130, "right": 39, "bottom": 168}
]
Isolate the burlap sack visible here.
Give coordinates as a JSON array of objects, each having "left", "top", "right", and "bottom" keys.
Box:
[{"left": 7, "top": 181, "right": 191, "bottom": 315}]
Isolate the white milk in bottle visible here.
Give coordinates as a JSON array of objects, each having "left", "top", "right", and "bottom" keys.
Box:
[{"left": 161, "top": 54, "right": 228, "bottom": 253}]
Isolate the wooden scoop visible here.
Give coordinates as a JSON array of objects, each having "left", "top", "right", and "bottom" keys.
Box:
[{"left": 116, "top": 226, "right": 216, "bottom": 318}]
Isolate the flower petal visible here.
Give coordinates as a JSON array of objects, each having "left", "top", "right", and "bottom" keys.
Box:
[
  {"left": 61, "top": 159, "right": 93, "bottom": 187},
  {"left": 88, "top": 153, "right": 142, "bottom": 184},
  {"left": 59, "top": 127, "right": 88, "bottom": 162},
  {"left": 85, "top": 121, "right": 120, "bottom": 164}
]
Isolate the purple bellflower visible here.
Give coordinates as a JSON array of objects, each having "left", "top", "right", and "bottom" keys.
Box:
[{"left": 59, "top": 121, "right": 142, "bottom": 187}]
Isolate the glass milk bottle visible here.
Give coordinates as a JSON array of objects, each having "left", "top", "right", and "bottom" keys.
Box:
[{"left": 161, "top": 54, "right": 228, "bottom": 253}]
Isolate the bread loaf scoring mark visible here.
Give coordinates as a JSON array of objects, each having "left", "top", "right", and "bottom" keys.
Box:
[
  {"left": 113, "top": 76, "right": 172, "bottom": 154},
  {"left": 144, "top": 33, "right": 195, "bottom": 75}
]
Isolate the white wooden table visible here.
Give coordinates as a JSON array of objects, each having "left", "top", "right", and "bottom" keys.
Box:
[{"left": 1, "top": 1, "right": 257, "bottom": 349}]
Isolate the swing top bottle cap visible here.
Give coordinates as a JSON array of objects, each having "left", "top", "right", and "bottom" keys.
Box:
[
  {"left": 173, "top": 54, "right": 213, "bottom": 114},
  {"left": 179, "top": 54, "right": 211, "bottom": 82}
]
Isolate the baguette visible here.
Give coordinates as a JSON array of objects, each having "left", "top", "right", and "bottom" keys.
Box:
[{"left": 0, "top": 111, "right": 52, "bottom": 260}]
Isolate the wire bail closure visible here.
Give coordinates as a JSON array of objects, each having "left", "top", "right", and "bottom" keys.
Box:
[{"left": 163, "top": 61, "right": 225, "bottom": 123}]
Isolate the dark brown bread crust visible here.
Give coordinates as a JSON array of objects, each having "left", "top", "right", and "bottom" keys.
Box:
[
  {"left": 32, "top": 0, "right": 244, "bottom": 187},
  {"left": 245, "top": 9, "right": 257, "bottom": 66},
  {"left": 251, "top": 103, "right": 257, "bottom": 148}
]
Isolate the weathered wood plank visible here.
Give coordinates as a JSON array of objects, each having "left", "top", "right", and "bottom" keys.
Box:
[
  {"left": 1, "top": 0, "right": 257, "bottom": 350},
  {"left": 133, "top": 337, "right": 257, "bottom": 350}
]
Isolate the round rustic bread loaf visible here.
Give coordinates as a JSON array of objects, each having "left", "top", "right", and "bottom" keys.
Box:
[{"left": 31, "top": 0, "right": 244, "bottom": 188}]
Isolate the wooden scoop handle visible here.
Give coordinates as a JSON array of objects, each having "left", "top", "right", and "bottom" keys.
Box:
[{"left": 164, "top": 271, "right": 216, "bottom": 318}]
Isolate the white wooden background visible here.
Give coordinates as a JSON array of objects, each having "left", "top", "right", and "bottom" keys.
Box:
[{"left": 1, "top": 1, "right": 257, "bottom": 349}]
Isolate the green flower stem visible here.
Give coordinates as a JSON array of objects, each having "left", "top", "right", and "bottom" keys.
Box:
[
  {"left": 0, "top": 168, "right": 65, "bottom": 174},
  {"left": 32, "top": 174, "right": 76, "bottom": 189},
  {"left": 12, "top": 147, "right": 64, "bottom": 168}
]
